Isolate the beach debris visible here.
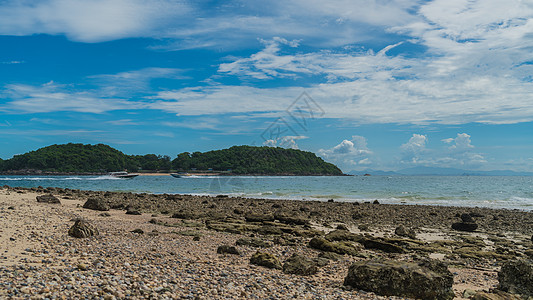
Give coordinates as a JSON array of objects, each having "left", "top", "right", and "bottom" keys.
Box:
[
  {"left": 36, "top": 194, "right": 61, "bottom": 204},
  {"left": 395, "top": 225, "right": 416, "bottom": 239},
  {"left": 83, "top": 197, "right": 110, "bottom": 211},
  {"left": 217, "top": 245, "right": 240, "bottom": 255},
  {"left": 498, "top": 259, "right": 533, "bottom": 296},
  {"left": 451, "top": 213, "right": 478, "bottom": 232},
  {"left": 250, "top": 251, "right": 282, "bottom": 269},
  {"left": 68, "top": 220, "right": 99, "bottom": 238},
  {"left": 344, "top": 259, "right": 455, "bottom": 300},
  {"left": 282, "top": 254, "right": 319, "bottom": 276}
]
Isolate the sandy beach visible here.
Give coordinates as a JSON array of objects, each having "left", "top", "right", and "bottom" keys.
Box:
[{"left": 0, "top": 185, "right": 532, "bottom": 299}]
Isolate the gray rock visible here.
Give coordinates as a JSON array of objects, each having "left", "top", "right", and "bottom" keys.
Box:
[
  {"left": 282, "top": 254, "right": 318, "bottom": 275},
  {"left": 36, "top": 194, "right": 61, "bottom": 204},
  {"left": 344, "top": 259, "right": 455, "bottom": 300},
  {"left": 83, "top": 198, "right": 109, "bottom": 211},
  {"left": 68, "top": 220, "right": 99, "bottom": 238},
  {"left": 498, "top": 259, "right": 533, "bottom": 296},
  {"left": 250, "top": 251, "right": 281, "bottom": 269}
]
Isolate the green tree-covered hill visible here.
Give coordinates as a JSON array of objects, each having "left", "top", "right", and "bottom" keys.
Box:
[
  {"left": 172, "top": 145, "right": 343, "bottom": 175},
  {"left": 0, "top": 143, "right": 343, "bottom": 175}
]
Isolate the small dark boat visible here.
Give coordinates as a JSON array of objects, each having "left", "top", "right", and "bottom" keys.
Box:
[
  {"left": 109, "top": 171, "right": 139, "bottom": 179},
  {"left": 170, "top": 172, "right": 191, "bottom": 178}
]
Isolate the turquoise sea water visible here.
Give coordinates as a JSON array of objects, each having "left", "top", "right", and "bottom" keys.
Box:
[{"left": 1, "top": 175, "right": 533, "bottom": 211}]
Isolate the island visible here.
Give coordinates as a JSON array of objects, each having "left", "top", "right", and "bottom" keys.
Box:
[{"left": 0, "top": 143, "right": 344, "bottom": 176}]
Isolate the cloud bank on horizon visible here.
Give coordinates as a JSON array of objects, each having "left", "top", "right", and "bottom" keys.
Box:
[{"left": 0, "top": 0, "right": 532, "bottom": 172}]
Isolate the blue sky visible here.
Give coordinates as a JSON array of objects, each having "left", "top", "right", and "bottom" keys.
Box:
[{"left": 1, "top": 0, "right": 533, "bottom": 172}]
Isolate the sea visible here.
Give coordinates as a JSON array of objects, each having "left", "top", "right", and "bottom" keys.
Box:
[{"left": 1, "top": 175, "right": 533, "bottom": 211}]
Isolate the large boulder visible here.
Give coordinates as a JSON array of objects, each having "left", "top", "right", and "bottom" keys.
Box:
[
  {"left": 498, "top": 259, "right": 533, "bottom": 296},
  {"left": 36, "top": 194, "right": 61, "bottom": 204},
  {"left": 344, "top": 259, "right": 455, "bottom": 300},
  {"left": 250, "top": 251, "right": 282, "bottom": 269},
  {"left": 282, "top": 254, "right": 319, "bottom": 276},
  {"left": 68, "top": 220, "right": 99, "bottom": 238},
  {"left": 83, "top": 198, "right": 109, "bottom": 211}
]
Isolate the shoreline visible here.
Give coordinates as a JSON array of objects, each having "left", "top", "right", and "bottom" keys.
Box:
[{"left": 1, "top": 185, "right": 531, "bottom": 299}]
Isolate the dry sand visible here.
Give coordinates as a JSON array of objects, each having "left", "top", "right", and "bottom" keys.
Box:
[{"left": 0, "top": 186, "right": 531, "bottom": 299}]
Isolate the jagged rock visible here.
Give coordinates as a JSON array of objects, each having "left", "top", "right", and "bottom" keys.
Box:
[
  {"left": 344, "top": 259, "right": 455, "bottom": 300},
  {"left": 83, "top": 198, "right": 109, "bottom": 211},
  {"left": 250, "top": 251, "right": 281, "bottom": 269},
  {"left": 36, "top": 194, "right": 61, "bottom": 204},
  {"left": 68, "top": 220, "right": 99, "bottom": 238},
  {"left": 498, "top": 260, "right": 533, "bottom": 296},
  {"left": 309, "top": 237, "right": 359, "bottom": 256},
  {"left": 395, "top": 225, "right": 416, "bottom": 239},
  {"left": 217, "top": 245, "right": 240, "bottom": 255},
  {"left": 282, "top": 254, "right": 319, "bottom": 275}
]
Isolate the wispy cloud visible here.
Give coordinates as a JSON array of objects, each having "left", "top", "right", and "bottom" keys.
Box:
[{"left": 318, "top": 135, "right": 373, "bottom": 170}]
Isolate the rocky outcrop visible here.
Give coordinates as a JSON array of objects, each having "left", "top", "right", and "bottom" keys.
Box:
[
  {"left": 498, "top": 259, "right": 533, "bottom": 296},
  {"left": 250, "top": 251, "right": 282, "bottom": 269},
  {"left": 452, "top": 213, "right": 478, "bottom": 232},
  {"left": 472, "top": 290, "right": 522, "bottom": 300},
  {"left": 282, "top": 254, "right": 318, "bottom": 275},
  {"left": 83, "top": 198, "right": 109, "bottom": 211},
  {"left": 36, "top": 194, "right": 61, "bottom": 204},
  {"left": 68, "top": 220, "right": 99, "bottom": 238},
  {"left": 344, "top": 259, "right": 455, "bottom": 300}
]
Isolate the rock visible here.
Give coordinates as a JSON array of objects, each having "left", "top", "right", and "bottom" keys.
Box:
[
  {"left": 461, "top": 213, "right": 475, "bottom": 223},
  {"left": 68, "top": 220, "right": 99, "bottom": 238},
  {"left": 344, "top": 259, "right": 455, "bottom": 300},
  {"left": 452, "top": 222, "right": 478, "bottom": 232},
  {"left": 274, "top": 213, "right": 309, "bottom": 225},
  {"left": 100, "top": 212, "right": 111, "bottom": 217},
  {"left": 245, "top": 213, "right": 275, "bottom": 223},
  {"left": 131, "top": 229, "right": 144, "bottom": 234},
  {"left": 472, "top": 290, "right": 522, "bottom": 300},
  {"left": 282, "top": 254, "right": 319, "bottom": 275},
  {"left": 336, "top": 224, "right": 348, "bottom": 230},
  {"left": 318, "top": 251, "right": 343, "bottom": 261},
  {"left": 217, "top": 245, "right": 240, "bottom": 255},
  {"left": 325, "top": 229, "right": 363, "bottom": 242},
  {"left": 308, "top": 237, "right": 359, "bottom": 256},
  {"left": 82, "top": 198, "right": 109, "bottom": 211},
  {"left": 36, "top": 194, "right": 61, "bottom": 204},
  {"left": 463, "top": 289, "right": 477, "bottom": 298},
  {"left": 498, "top": 260, "right": 533, "bottom": 296},
  {"left": 77, "top": 263, "right": 88, "bottom": 271},
  {"left": 395, "top": 225, "right": 416, "bottom": 239},
  {"left": 126, "top": 209, "right": 142, "bottom": 215},
  {"left": 235, "top": 237, "right": 271, "bottom": 248},
  {"left": 250, "top": 251, "right": 282, "bottom": 269},
  {"left": 373, "top": 200, "right": 380, "bottom": 204},
  {"left": 362, "top": 238, "right": 405, "bottom": 253}
]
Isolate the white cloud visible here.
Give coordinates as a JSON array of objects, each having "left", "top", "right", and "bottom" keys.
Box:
[
  {"left": 263, "top": 135, "right": 307, "bottom": 149},
  {"left": 1, "top": 82, "right": 139, "bottom": 113},
  {"left": 318, "top": 135, "right": 373, "bottom": 170},
  {"left": 400, "top": 134, "right": 427, "bottom": 164},
  {"left": 441, "top": 133, "right": 486, "bottom": 166},
  {"left": 0, "top": 0, "right": 191, "bottom": 43}
]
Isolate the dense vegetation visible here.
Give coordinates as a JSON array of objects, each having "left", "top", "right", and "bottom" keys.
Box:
[
  {"left": 171, "top": 146, "right": 343, "bottom": 175},
  {"left": 0, "top": 143, "right": 343, "bottom": 175}
]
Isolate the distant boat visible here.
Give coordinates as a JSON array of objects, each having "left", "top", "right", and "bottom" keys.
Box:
[
  {"left": 170, "top": 172, "right": 191, "bottom": 178},
  {"left": 109, "top": 171, "right": 139, "bottom": 179}
]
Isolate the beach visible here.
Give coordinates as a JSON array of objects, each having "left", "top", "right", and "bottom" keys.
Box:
[{"left": 1, "top": 185, "right": 532, "bottom": 299}]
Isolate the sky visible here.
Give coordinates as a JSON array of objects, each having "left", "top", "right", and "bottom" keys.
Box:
[{"left": 0, "top": 0, "right": 533, "bottom": 173}]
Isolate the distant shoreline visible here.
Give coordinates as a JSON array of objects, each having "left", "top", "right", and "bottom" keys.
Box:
[{"left": 0, "top": 171, "right": 351, "bottom": 177}]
